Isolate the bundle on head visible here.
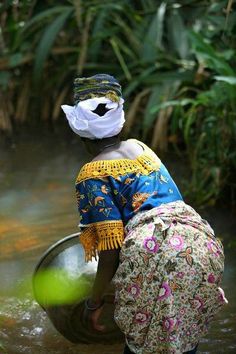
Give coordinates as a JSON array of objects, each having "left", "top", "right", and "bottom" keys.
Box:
[{"left": 73, "top": 74, "right": 122, "bottom": 104}]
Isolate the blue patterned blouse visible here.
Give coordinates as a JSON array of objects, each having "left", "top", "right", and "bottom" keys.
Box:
[{"left": 75, "top": 140, "right": 183, "bottom": 261}]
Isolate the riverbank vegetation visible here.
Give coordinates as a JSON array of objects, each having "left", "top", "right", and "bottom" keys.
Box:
[{"left": 0, "top": 0, "right": 235, "bottom": 207}]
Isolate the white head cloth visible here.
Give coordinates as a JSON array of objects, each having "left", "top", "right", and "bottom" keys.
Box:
[{"left": 61, "top": 96, "right": 125, "bottom": 139}]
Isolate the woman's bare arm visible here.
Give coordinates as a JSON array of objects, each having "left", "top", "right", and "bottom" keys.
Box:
[{"left": 90, "top": 248, "right": 120, "bottom": 305}]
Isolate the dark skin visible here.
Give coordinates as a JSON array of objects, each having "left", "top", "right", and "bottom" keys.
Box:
[
  {"left": 81, "top": 136, "right": 144, "bottom": 331},
  {"left": 86, "top": 249, "right": 120, "bottom": 331}
]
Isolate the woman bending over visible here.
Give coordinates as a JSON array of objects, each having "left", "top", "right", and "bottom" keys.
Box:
[{"left": 62, "top": 74, "right": 227, "bottom": 354}]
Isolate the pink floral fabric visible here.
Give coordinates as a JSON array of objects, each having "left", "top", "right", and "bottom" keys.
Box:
[{"left": 113, "top": 201, "right": 227, "bottom": 354}]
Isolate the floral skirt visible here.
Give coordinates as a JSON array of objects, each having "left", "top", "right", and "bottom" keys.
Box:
[{"left": 113, "top": 201, "right": 227, "bottom": 354}]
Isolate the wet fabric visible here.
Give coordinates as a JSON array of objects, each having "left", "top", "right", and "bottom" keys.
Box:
[{"left": 113, "top": 201, "right": 227, "bottom": 354}]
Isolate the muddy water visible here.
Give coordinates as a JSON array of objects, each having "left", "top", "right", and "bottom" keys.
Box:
[{"left": 0, "top": 135, "right": 235, "bottom": 354}]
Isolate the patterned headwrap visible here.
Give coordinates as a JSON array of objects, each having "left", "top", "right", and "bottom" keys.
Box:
[
  {"left": 61, "top": 74, "right": 125, "bottom": 139},
  {"left": 73, "top": 74, "right": 122, "bottom": 104}
]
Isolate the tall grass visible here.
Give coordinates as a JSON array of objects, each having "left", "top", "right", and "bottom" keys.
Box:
[{"left": 0, "top": 0, "right": 235, "bottom": 206}]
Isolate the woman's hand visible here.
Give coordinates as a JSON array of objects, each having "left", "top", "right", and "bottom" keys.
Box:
[
  {"left": 83, "top": 299, "right": 105, "bottom": 332},
  {"left": 89, "top": 305, "right": 105, "bottom": 331},
  {"left": 82, "top": 249, "right": 120, "bottom": 331}
]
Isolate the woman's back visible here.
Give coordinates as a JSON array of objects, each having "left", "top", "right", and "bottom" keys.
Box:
[
  {"left": 92, "top": 139, "right": 145, "bottom": 162},
  {"left": 76, "top": 139, "right": 183, "bottom": 226}
]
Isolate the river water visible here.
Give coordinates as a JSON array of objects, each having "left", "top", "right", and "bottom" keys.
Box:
[{"left": 0, "top": 135, "right": 235, "bottom": 354}]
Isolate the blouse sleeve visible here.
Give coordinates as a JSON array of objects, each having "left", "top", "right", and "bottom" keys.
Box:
[{"left": 75, "top": 178, "right": 124, "bottom": 261}]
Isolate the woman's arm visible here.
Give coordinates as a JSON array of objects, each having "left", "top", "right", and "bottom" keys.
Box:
[
  {"left": 84, "top": 248, "right": 120, "bottom": 331},
  {"left": 90, "top": 248, "right": 120, "bottom": 305}
]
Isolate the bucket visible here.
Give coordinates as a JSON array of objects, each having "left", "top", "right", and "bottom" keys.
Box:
[{"left": 32, "top": 233, "right": 123, "bottom": 344}]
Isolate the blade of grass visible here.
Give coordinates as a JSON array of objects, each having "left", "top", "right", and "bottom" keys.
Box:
[
  {"left": 33, "top": 8, "right": 72, "bottom": 83},
  {"left": 77, "top": 9, "right": 92, "bottom": 75},
  {"left": 110, "top": 37, "right": 132, "bottom": 81},
  {"left": 21, "top": 6, "right": 72, "bottom": 33}
]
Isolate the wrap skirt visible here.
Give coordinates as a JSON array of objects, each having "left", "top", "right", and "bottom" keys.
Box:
[{"left": 113, "top": 201, "right": 227, "bottom": 354}]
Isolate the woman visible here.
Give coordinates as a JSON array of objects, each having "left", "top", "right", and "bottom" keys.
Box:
[{"left": 61, "top": 74, "right": 227, "bottom": 354}]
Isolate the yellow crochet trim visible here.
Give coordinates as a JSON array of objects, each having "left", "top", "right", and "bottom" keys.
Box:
[
  {"left": 76, "top": 151, "right": 161, "bottom": 183},
  {"left": 79, "top": 220, "right": 124, "bottom": 262},
  {"left": 79, "top": 227, "right": 98, "bottom": 262}
]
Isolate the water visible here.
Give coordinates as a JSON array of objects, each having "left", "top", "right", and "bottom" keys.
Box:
[{"left": 0, "top": 135, "right": 235, "bottom": 354}]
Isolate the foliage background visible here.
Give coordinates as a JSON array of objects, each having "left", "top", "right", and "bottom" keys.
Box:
[{"left": 0, "top": 0, "right": 235, "bottom": 207}]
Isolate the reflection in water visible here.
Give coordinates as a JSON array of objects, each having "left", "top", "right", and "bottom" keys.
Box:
[{"left": 0, "top": 136, "right": 236, "bottom": 353}]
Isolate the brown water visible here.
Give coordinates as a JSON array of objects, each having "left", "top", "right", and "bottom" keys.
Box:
[{"left": 0, "top": 135, "right": 235, "bottom": 354}]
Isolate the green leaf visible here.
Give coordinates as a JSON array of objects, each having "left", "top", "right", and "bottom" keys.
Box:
[
  {"left": 214, "top": 76, "right": 236, "bottom": 85},
  {"left": 143, "top": 70, "right": 195, "bottom": 85},
  {"left": 150, "top": 98, "right": 194, "bottom": 114},
  {"left": 0, "top": 342, "right": 7, "bottom": 354},
  {"left": 22, "top": 6, "right": 72, "bottom": 33},
  {"left": 142, "top": 3, "right": 166, "bottom": 61},
  {"left": 167, "top": 9, "right": 189, "bottom": 59},
  {"left": 205, "top": 15, "right": 225, "bottom": 29},
  {"left": 90, "top": 10, "right": 108, "bottom": 61},
  {"left": 110, "top": 37, "right": 132, "bottom": 80},
  {"left": 184, "top": 110, "right": 197, "bottom": 145},
  {"left": 9, "top": 53, "right": 23, "bottom": 67},
  {"left": 0, "top": 71, "right": 11, "bottom": 88},
  {"left": 208, "top": 1, "right": 226, "bottom": 13},
  {"left": 113, "top": 15, "right": 140, "bottom": 55},
  {"left": 156, "top": 3, "right": 166, "bottom": 49},
  {"left": 142, "top": 81, "right": 180, "bottom": 139},
  {"left": 123, "top": 66, "right": 157, "bottom": 97},
  {"left": 143, "top": 84, "right": 166, "bottom": 131},
  {"left": 33, "top": 8, "right": 72, "bottom": 82},
  {"left": 112, "top": 37, "right": 137, "bottom": 61},
  {"left": 188, "top": 31, "right": 235, "bottom": 76}
]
